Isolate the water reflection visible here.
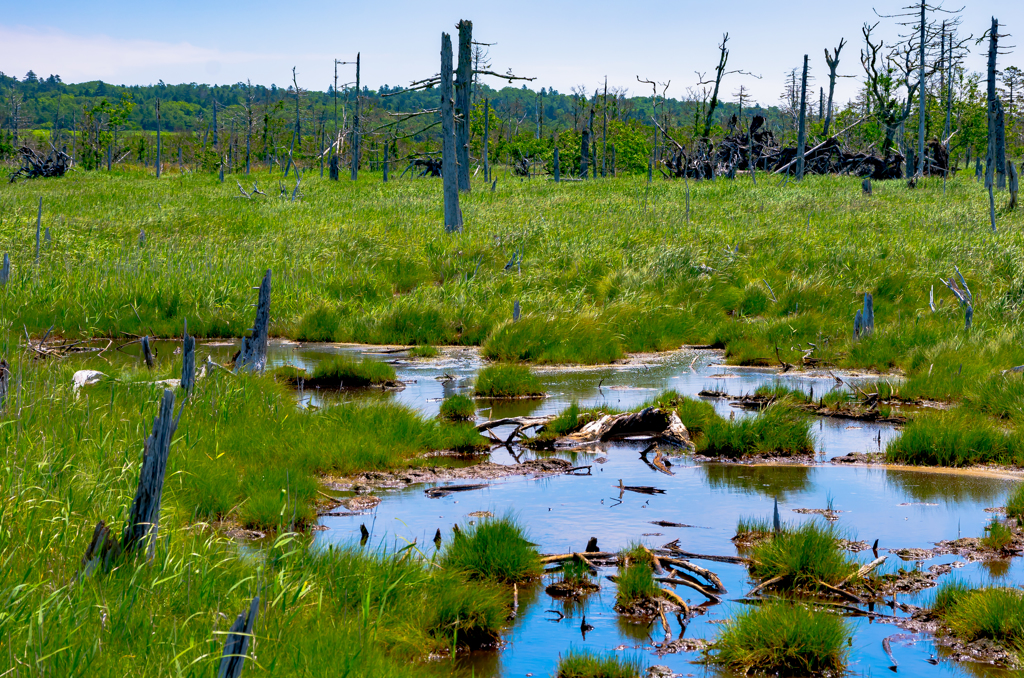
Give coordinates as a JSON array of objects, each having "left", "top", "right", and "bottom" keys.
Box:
[
  {"left": 885, "top": 469, "right": 1013, "bottom": 506},
  {"left": 699, "top": 463, "right": 815, "bottom": 500}
]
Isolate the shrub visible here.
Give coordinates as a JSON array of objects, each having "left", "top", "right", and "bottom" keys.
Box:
[
  {"left": 473, "top": 364, "right": 545, "bottom": 398},
  {"left": 710, "top": 602, "right": 850, "bottom": 676},
  {"left": 557, "top": 649, "right": 643, "bottom": 678},
  {"left": 748, "top": 521, "right": 857, "bottom": 591},
  {"left": 441, "top": 515, "right": 542, "bottom": 584},
  {"left": 439, "top": 394, "right": 475, "bottom": 422}
]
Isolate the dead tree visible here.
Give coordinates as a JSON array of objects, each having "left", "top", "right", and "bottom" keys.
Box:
[
  {"left": 156, "top": 99, "right": 162, "bottom": 178},
  {"left": 217, "top": 597, "right": 260, "bottom": 678},
  {"left": 121, "top": 389, "right": 180, "bottom": 560},
  {"left": 455, "top": 21, "right": 473, "bottom": 192},
  {"left": 0, "top": 359, "right": 8, "bottom": 411},
  {"left": 702, "top": 34, "right": 731, "bottom": 139},
  {"left": 181, "top": 319, "right": 196, "bottom": 394},
  {"left": 352, "top": 54, "right": 361, "bottom": 181},
  {"left": 823, "top": 39, "right": 846, "bottom": 136},
  {"left": 441, "top": 34, "right": 462, "bottom": 232},
  {"left": 1, "top": 253, "right": 9, "bottom": 285},
  {"left": 941, "top": 268, "right": 973, "bottom": 330},
  {"left": 985, "top": 17, "right": 999, "bottom": 191},
  {"left": 10, "top": 146, "right": 72, "bottom": 182},
  {"left": 861, "top": 23, "right": 919, "bottom": 168},
  {"left": 580, "top": 128, "right": 590, "bottom": 178},
  {"left": 236, "top": 270, "right": 271, "bottom": 373},
  {"left": 483, "top": 97, "right": 490, "bottom": 182},
  {"left": 796, "top": 55, "right": 809, "bottom": 180}
]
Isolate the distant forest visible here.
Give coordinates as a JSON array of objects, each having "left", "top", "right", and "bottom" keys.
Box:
[{"left": 0, "top": 54, "right": 1019, "bottom": 176}]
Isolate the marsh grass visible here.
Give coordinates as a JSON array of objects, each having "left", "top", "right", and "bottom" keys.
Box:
[
  {"left": 615, "top": 543, "right": 660, "bottom": 609},
  {"left": 981, "top": 518, "right": 1014, "bottom": 550},
  {"left": 473, "top": 363, "right": 545, "bottom": 398},
  {"left": 754, "top": 383, "right": 810, "bottom": 402},
  {"left": 710, "top": 602, "right": 851, "bottom": 676},
  {"left": 439, "top": 394, "right": 476, "bottom": 421},
  {"left": 641, "top": 390, "right": 720, "bottom": 437},
  {"left": 557, "top": 649, "right": 643, "bottom": 678},
  {"left": 699, "top": 403, "right": 814, "bottom": 458},
  {"left": 559, "top": 556, "right": 593, "bottom": 585},
  {"left": 308, "top": 354, "right": 398, "bottom": 386},
  {"left": 1007, "top": 483, "right": 1024, "bottom": 524},
  {"left": 736, "top": 516, "right": 776, "bottom": 542},
  {"left": 885, "top": 409, "right": 1024, "bottom": 466},
  {"left": 441, "top": 515, "right": 542, "bottom": 584},
  {"left": 748, "top": 521, "right": 857, "bottom": 591},
  {"left": 409, "top": 344, "right": 439, "bottom": 358},
  {"left": 932, "top": 583, "right": 1024, "bottom": 648}
]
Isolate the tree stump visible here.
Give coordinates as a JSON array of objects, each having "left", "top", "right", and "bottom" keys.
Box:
[
  {"left": 142, "top": 336, "right": 154, "bottom": 369},
  {"left": 121, "top": 389, "right": 179, "bottom": 560},
  {"left": 236, "top": 270, "right": 271, "bottom": 374},
  {"left": 217, "top": 596, "right": 260, "bottom": 678},
  {"left": 181, "top": 320, "right": 196, "bottom": 394}
]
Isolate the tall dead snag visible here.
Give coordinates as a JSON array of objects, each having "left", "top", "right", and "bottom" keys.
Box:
[
  {"left": 702, "top": 34, "right": 731, "bottom": 140},
  {"left": 455, "top": 21, "right": 473, "bottom": 193},
  {"left": 795, "top": 55, "right": 809, "bottom": 180},
  {"left": 483, "top": 97, "right": 490, "bottom": 182},
  {"left": 823, "top": 39, "right": 846, "bottom": 136},
  {"left": 440, "top": 33, "right": 463, "bottom": 232},
  {"left": 553, "top": 146, "right": 560, "bottom": 182},
  {"left": 351, "top": 53, "right": 361, "bottom": 181},
  {"left": 217, "top": 596, "right": 260, "bottom": 678},
  {"left": 1010, "top": 161, "right": 1020, "bottom": 210},
  {"left": 121, "top": 389, "right": 180, "bottom": 560},
  {"left": 580, "top": 129, "right": 590, "bottom": 178},
  {"left": 35, "top": 198, "right": 41, "bottom": 262},
  {"left": 156, "top": 99, "right": 162, "bottom": 178},
  {"left": 994, "top": 99, "right": 1007, "bottom": 191},
  {"left": 985, "top": 17, "right": 999, "bottom": 192},
  {"left": 236, "top": 270, "right": 271, "bottom": 374}
]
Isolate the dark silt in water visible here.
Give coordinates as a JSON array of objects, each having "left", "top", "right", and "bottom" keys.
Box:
[{"left": 80, "top": 340, "right": 1023, "bottom": 677}]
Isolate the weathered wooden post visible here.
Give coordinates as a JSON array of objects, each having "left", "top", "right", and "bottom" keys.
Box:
[
  {"left": 121, "top": 389, "right": 179, "bottom": 560},
  {"left": 455, "top": 20, "right": 473, "bottom": 193},
  {"left": 553, "top": 146, "right": 560, "bottom": 182},
  {"left": 483, "top": 97, "right": 490, "bottom": 182},
  {"left": 862, "top": 293, "right": 874, "bottom": 336},
  {"left": 156, "top": 99, "right": 162, "bottom": 178},
  {"left": 351, "top": 53, "right": 361, "bottom": 181},
  {"left": 181, "top": 319, "right": 196, "bottom": 395},
  {"left": 141, "top": 336, "right": 154, "bottom": 369},
  {"left": 382, "top": 141, "right": 389, "bottom": 183},
  {"left": 1, "top": 253, "right": 10, "bottom": 285},
  {"left": 1009, "top": 161, "right": 1019, "bottom": 210},
  {"left": 513, "top": 300, "right": 521, "bottom": 322},
  {"left": 862, "top": 178, "right": 872, "bottom": 195},
  {"left": 795, "top": 55, "right": 809, "bottom": 180},
  {"left": 580, "top": 129, "right": 590, "bottom": 179},
  {"left": 35, "top": 197, "right": 41, "bottom": 262},
  {"left": 236, "top": 270, "right": 271, "bottom": 373},
  {"left": 440, "top": 33, "right": 463, "bottom": 233},
  {"left": 217, "top": 596, "right": 260, "bottom": 678},
  {"left": 0, "top": 359, "right": 8, "bottom": 411}
]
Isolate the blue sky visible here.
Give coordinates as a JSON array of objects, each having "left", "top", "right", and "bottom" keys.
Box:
[{"left": 0, "top": 1, "right": 1019, "bottom": 106}]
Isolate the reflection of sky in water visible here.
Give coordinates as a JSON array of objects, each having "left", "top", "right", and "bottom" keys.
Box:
[{"left": 83, "top": 340, "right": 1023, "bottom": 678}]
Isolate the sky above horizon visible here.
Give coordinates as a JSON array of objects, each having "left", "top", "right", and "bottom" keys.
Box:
[{"left": 0, "top": 1, "right": 1020, "bottom": 107}]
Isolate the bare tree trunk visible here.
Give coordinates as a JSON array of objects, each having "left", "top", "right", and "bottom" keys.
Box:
[
  {"left": 383, "top": 140, "right": 389, "bottom": 183},
  {"left": 916, "top": 0, "right": 927, "bottom": 177},
  {"left": 702, "top": 34, "right": 730, "bottom": 139},
  {"left": 455, "top": 21, "right": 472, "bottom": 193},
  {"left": 580, "top": 129, "right": 590, "bottom": 179},
  {"left": 483, "top": 97, "right": 490, "bottom": 182},
  {"left": 156, "top": 100, "right": 161, "bottom": 178},
  {"left": 796, "top": 55, "right": 809, "bottom": 180},
  {"left": 553, "top": 146, "right": 560, "bottom": 182},
  {"left": 823, "top": 39, "right": 845, "bottom": 137},
  {"left": 985, "top": 17, "right": 999, "bottom": 191},
  {"left": 589, "top": 106, "right": 596, "bottom": 178},
  {"left": 441, "top": 33, "right": 462, "bottom": 232},
  {"left": 602, "top": 77, "right": 608, "bottom": 177},
  {"left": 236, "top": 270, "right": 271, "bottom": 374},
  {"left": 351, "top": 53, "right": 361, "bottom": 181},
  {"left": 995, "top": 99, "right": 1007, "bottom": 190}
]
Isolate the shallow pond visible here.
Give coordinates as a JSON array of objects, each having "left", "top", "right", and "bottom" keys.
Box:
[{"left": 80, "top": 340, "right": 1023, "bottom": 677}]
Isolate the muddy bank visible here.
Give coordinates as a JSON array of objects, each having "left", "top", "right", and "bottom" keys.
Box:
[{"left": 324, "top": 457, "right": 580, "bottom": 492}]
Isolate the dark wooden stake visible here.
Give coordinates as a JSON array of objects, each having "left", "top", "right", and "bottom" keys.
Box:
[
  {"left": 236, "top": 270, "right": 271, "bottom": 373},
  {"left": 181, "top": 319, "right": 196, "bottom": 395}
]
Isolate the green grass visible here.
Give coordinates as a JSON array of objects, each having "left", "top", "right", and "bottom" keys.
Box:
[
  {"left": 753, "top": 383, "right": 810, "bottom": 402},
  {"left": 698, "top": 403, "right": 814, "bottom": 458},
  {"left": 931, "top": 583, "right": 1024, "bottom": 649},
  {"left": 615, "top": 544, "right": 660, "bottom": 609},
  {"left": 557, "top": 649, "right": 643, "bottom": 678},
  {"left": 641, "top": 390, "right": 720, "bottom": 437},
  {"left": 709, "top": 602, "right": 851, "bottom": 676},
  {"left": 559, "top": 555, "right": 593, "bottom": 586},
  {"left": 308, "top": 354, "right": 398, "bottom": 387},
  {"left": 441, "top": 515, "right": 542, "bottom": 584},
  {"left": 885, "top": 409, "right": 1024, "bottom": 466},
  {"left": 473, "top": 363, "right": 545, "bottom": 398},
  {"left": 736, "top": 516, "right": 776, "bottom": 541},
  {"left": 982, "top": 518, "right": 1014, "bottom": 550},
  {"left": 409, "top": 344, "right": 439, "bottom": 358},
  {"left": 439, "top": 394, "right": 476, "bottom": 421},
  {"left": 1007, "top": 483, "right": 1024, "bottom": 524},
  {"left": 748, "top": 521, "right": 858, "bottom": 591}
]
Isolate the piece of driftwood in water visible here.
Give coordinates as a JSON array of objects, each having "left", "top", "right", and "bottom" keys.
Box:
[
  {"left": 655, "top": 575, "right": 722, "bottom": 602},
  {"left": 424, "top": 483, "right": 489, "bottom": 498},
  {"left": 181, "top": 319, "right": 196, "bottom": 394},
  {"left": 217, "top": 596, "right": 260, "bottom": 678},
  {"left": 121, "top": 389, "right": 181, "bottom": 560},
  {"left": 557, "top": 407, "right": 694, "bottom": 449},
  {"left": 659, "top": 556, "right": 726, "bottom": 593},
  {"left": 9, "top": 145, "right": 72, "bottom": 182},
  {"left": 660, "top": 544, "right": 750, "bottom": 565},
  {"left": 236, "top": 270, "right": 271, "bottom": 373},
  {"left": 617, "top": 479, "right": 665, "bottom": 495}
]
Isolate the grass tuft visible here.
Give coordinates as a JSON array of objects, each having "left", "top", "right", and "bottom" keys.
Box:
[
  {"left": 309, "top": 355, "right": 398, "bottom": 387},
  {"left": 439, "top": 394, "right": 476, "bottom": 421},
  {"left": 615, "top": 543, "right": 660, "bottom": 610},
  {"left": 710, "top": 602, "right": 850, "bottom": 676},
  {"left": 409, "top": 345, "right": 439, "bottom": 358},
  {"left": 1006, "top": 484, "right": 1024, "bottom": 524},
  {"left": 699, "top": 404, "right": 814, "bottom": 458},
  {"left": 981, "top": 518, "right": 1014, "bottom": 550},
  {"left": 931, "top": 584, "right": 1024, "bottom": 648},
  {"left": 748, "top": 521, "right": 857, "bottom": 591},
  {"left": 441, "top": 515, "right": 542, "bottom": 584},
  {"left": 557, "top": 649, "right": 643, "bottom": 678},
  {"left": 473, "top": 363, "right": 545, "bottom": 398}
]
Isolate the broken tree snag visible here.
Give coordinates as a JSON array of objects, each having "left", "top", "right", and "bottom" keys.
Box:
[
  {"left": 455, "top": 20, "right": 473, "bottom": 193},
  {"left": 941, "top": 267, "right": 973, "bottom": 331},
  {"left": 351, "top": 53, "right": 361, "bottom": 181},
  {"left": 236, "top": 270, "right": 271, "bottom": 374},
  {"left": 35, "top": 197, "right": 42, "bottom": 261},
  {"left": 121, "top": 389, "right": 180, "bottom": 560},
  {"left": 553, "top": 146, "right": 560, "bottom": 182},
  {"left": 795, "top": 54, "right": 809, "bottom": 180},
  {"left": 217, "top": 596, "right": 260, "bottom": 678},
  {"left": 141, "top": 335, "right": 154, "bottom": 369},
  {"left": 1009, "top": 160, "right": 1019, "bottom": 210},
  {"left": 862, "top": 178, "right": 872, "bottom": 195},
  {"left": 181, "top": 320, "right": 196, "bottom": 395},
  {"left": 580, "top": 128, "right": 590, "bottom": 178},
  {"left": 0, "top": 359, "right": 8, "bottom": 410},
  {"left": 9, "top": 146, "right": 72, "bottom": 182},
  {"left": 440, "top": 33, "right": 462, "bottom": 233},
  {"left": 79, "top": 520, "right": 121, "bottom": 579}
]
